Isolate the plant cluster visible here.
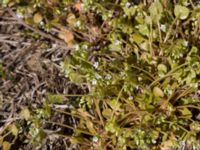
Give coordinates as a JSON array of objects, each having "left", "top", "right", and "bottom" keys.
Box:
[{"left": 1, "top": 0, "right": 200, "bottom": 150}]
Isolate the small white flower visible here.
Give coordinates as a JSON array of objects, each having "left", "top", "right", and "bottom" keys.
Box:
[
  {"left": 179, "top": 53, "right": 183, "bottom": 58},
  {"left": 33, "top": 4, "right": 37, "bottom": 8},
  {"left": 151, "top": 60, "right": 157, "bottom": 65},
  {"left": 76, "top": 20, "right": 81, "bottom": 27},
  {"left": 60, "top": 61, "right": 64, "bottom": 67},
  {"left": 92, "top": 79, "right": 97, "bottom": 85},
  {"left": 39, "top": 21, "right": 44, "bottom": 26},
  {"left": 190, "top": 83, "right": 198, "bottom": 88},
  {"left": 135, "top": 86, "right": 139, "bottom": 90},
  {"left": 168, "top": 89, "right": 173, "bottom": 95},
  {"left": 95, "top": 73, "right": 102, "bottom": 79},
  {"left": 52, "top": 44, "right": 57, "bottom": 48},
  {"left": 138, "top": 76, "right": 142, "bottom": 81},
  {"left": 92, "top": 136, "right": 98, "bottom": 142},
  {"left": 83, "top": 44, "right": 88, "bottom": 49},
  {"left": 183, "top": 40, "right": 188, "bottom": 47},
  {"left": 160, "top": 24, "right": 166, "bottom": 32},
  {"left": 125, "top": 2, "right": 131, "bottom": 8},
  {"left": 108, "top": 12, "right": 113, "bottom": 18},
  {"left": 115, "top": 40, "right": 121, "bottom": 45},
  {"left": 74, "top": 44, "right": 80, "bottom": 51},
  {"left": 120, "top": 72, "right": 125, "bottom": 77},
  {"left": 152, "top": 140, "right": 157, "bottom": 144},
  {"left": 81, "top": 53, "right": 85, "bottom": 58},
  {"left": 128, "top": 96, "right": 133, "bottom": 100},
  {"left": 93, "top": 62, "right": 99, "bottom": 69},
  {"left": 180, "top": 15, "right": 187, "bottom": 20},
  {"left": 197, "top": 90, "right": 200, "bottom": 95},
  {"left": 192, "top": 17, "right": 196, "bottom": 21},
  {"left": 105, "top": 74, "right": 112, "bottom": 80},
  {"left": 16, "top": 12, "right": 24, "bottom": 18}
]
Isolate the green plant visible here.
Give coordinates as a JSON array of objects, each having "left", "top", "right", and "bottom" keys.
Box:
[{"left": 1, "top": 0, "right": 200, "bottom": 149}]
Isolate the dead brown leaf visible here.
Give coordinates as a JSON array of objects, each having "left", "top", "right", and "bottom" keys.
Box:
[
  {"left": 33, "top": 12, "right": 43, "bottom": 24},
  {"left": 26, "top": 53, "right": 44, "bottom": 73},
  {"left": 58, "top": 28, "right": 74, "bottom": 45}
]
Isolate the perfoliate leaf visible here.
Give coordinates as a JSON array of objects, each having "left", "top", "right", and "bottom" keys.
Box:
[
  {"left": 149, "top": 0, "right": 163, "bottom": 22},
  {"left": 130, "top": 33, "right": 145, "bottom": 44},
  {"left": 174, "top": 5, "right": 189, "bottom": 20},
  {"left": 137, "top": 24, "right": 149, "bottom": 36},
  {"left": 178, "top": 107, "right": 192, "bottom": 117},
  {"left": 153, "top": 87, "right": 164, "bottom": 97},
  {"left": 158, "top": 64, "right": 167, "bottom": 73},
  {"left": 124, "top": 6, "right": 137, "bottom": 18},
  {"left": 109, "top": 99, "right": 121, "bottom": 110},
  {"left": 190, "top": 122, "right": 200, "bottom": 132}
]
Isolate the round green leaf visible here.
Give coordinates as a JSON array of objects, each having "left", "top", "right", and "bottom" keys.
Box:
[
  {"left": 153, "top": 87, "right": 164, "bottom": 97},
  {"left": 158, "top": 64, "right": 167, "bottom": 73},
  {"left": 174, "top": 5, "right": 189, "bottom": 20},
  {"left": 149, "top": 1, "right": 163, "bottom": 22}
]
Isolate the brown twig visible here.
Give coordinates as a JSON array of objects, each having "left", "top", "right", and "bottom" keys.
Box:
[
  {"left": 0, "top": 39, "right": 31, "bottom": 46},
  {"left": 0, "top": 21, "right": 20, "bottom": 25}
]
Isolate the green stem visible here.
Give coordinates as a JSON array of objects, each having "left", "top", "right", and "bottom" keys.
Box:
[
  {"left": 157, "top": 20, "right": 162, "bottom": 43},
  {"left": 164, "top": 17, "right": 178, "bottom": 43},
  {"left": 57, "top": 94, "right": 91, "bottom": 97},
  {"left": 164, "top": 121, "right": 189, "bottom": 133},
  {"left": 130, "top": 65, "right": 155, "bottom": 81},
  {"left": 150, "top": 62, "right": 188, "bottom": 88},
  {"left": 45, "top": 120, "right": 95, "bottom": 136},
  {"left": 111, "top": 86, "right": 124, "bottom": 119},
  {"left": 149, "top": 21, "right": 153, "bottom": 56},
  {"left": 176, "top": 105, "right": 200, "bottom": 110}
]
